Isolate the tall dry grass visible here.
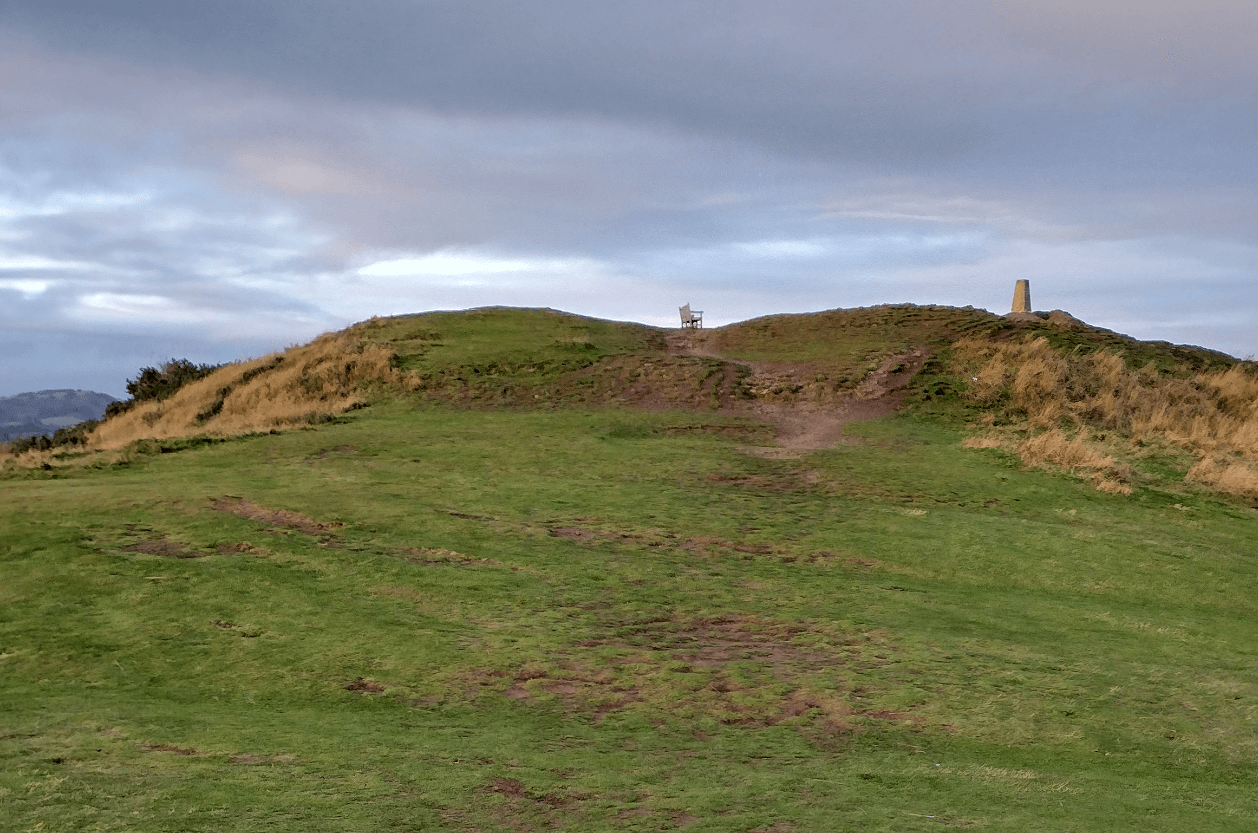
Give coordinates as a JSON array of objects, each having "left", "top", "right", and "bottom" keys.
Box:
[
  {"left": 954, "top": 335, "right": 1258, "bottom": 498},
  {"left": 87, "top": 333, "right": 407, "bottom": 451},
  {"left": 1018, "top": 429, "right": 1114, "bottom": 471}
]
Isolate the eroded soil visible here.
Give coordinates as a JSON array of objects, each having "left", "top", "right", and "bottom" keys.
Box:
[
  {"left": 121, "top": 538, "right": 205, "bottom": 559},
  {"left": 209, "top": 496, "right": 345, "bottom": 535},
  {"left": 666, "top": 330, "right": 931, "bottom": 452},
  {"left": 435, "top": 613, "right": 914, "bottom": 742}
]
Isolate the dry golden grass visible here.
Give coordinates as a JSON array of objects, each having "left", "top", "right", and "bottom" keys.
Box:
[
  {"left": 1092, "top": 477, "right": 1134, "bottom": 497},
  {"left": 1186, "top": 456, "right": 1258, "bottom": 499},
  {"left": 1018, "top": 429, "right": 1114, "bottom": 472},
  {"left": 954, "top": 335, "right": 1258, "bottom": 499},
  {"left": 86, "top": 333, "right": 407, "bottom": 451}
]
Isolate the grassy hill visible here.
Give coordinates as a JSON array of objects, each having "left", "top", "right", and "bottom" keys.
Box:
[{"left": 3, "top": 306, "right": 1258, "bottom": 831}]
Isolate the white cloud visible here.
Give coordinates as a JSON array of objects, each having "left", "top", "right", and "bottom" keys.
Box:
[
  {"left": 73, "top": 292, "right": 208, "bottom": 324},
  {"left": 0, "top": 278, "right": 54, "bottom": 296},
  {"left": 0, "top": 254, "right": 88, "bottom": 271},
  {"left": 735, "top": 239, "right": 829, "bottom": 258},
  {"left": 359, "top": 251, "right": 535, "bottom": 277}
]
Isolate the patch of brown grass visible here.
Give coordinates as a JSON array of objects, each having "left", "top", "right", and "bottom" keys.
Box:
[
  {"left": 1092, "top": 477, "right": 1134, "bottom": 497},
  {"left": 1019, "top": 429, "right": 1114, "bottom": 472},
  {"left": 1186, "top": 456, "right": 1258, "bottom": 499},
  {"left": 955, "top": 335, "right": 1258, "bottom": 499},
  {"left": 86, "top": 333, "right": 407, "bottom": 451},
  {"left": 209, "top": 496, "right": 344, "bottom": 535}
]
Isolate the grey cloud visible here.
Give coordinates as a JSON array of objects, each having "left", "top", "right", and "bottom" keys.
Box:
[
  {"left": 1, "top": 1, "right": 1257, "bottom": 395},
  {"left": 5, "top": 1, "right": 1253, "bottom": 174}
]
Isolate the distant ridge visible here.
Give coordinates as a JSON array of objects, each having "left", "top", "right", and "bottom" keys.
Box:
[{"left": 0, "top": 389, "right": 118, "bottom": 442}]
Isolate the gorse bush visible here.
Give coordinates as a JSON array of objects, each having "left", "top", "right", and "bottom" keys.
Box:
[
  {"left": 103, "top": 359, "right": 221, "bottom": 418},
  {"left": 126, "top": 358, "right": 221, "bottom": 403}
]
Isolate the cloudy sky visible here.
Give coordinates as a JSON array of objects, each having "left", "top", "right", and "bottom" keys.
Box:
[{"left": 1, "top": 1, "right": 1255, "bottom": 396}]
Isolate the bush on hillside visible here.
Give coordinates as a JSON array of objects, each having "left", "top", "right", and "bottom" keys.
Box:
[
  {"left": 5, "top": 419, "right": 101, "bottom": 456},
  {"left": 104, "top": 358, "right": 222, "bottom": 419},
  {"left": 126, "top": 359, "right": 221, "bottom": 403}
]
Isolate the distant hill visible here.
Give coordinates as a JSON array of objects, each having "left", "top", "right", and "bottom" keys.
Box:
[{"left": 0, "top": 389, "right": 118, "bottom": 442}]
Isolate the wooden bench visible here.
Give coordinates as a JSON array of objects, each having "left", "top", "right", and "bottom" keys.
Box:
[{"left": 679, "top": 304, "right": 704, "bottom": 329}]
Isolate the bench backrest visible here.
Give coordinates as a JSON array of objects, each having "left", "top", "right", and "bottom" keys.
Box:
[{"left": 680, "top": 304, "right": 694, "bottom": 323}]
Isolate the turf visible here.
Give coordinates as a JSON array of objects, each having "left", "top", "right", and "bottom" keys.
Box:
[{"left": 4, "top": 387, "right": 1258, "bottom": 830}]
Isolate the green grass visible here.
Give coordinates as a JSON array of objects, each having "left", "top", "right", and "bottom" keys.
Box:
[
  {"left": 709, "top": 304, "right": 1007, "bottom": 367},
  {"left": 5, "top": 390, "right": 1258, "bottom": 831},
  {"left": 359, "top": 307, "right": 662, "bottom": 378}
]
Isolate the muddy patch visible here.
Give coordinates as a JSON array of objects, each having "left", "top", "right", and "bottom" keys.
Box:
[
  {"left": 499, "top": 664, "right": 642, "bottom": 722},
  {"left": 210, "top": 496, "right": 344, "bottom": 536},
  {"left": 448, "top": 511, "right": 494, "bottom": 520},
  {"left": 549, "top": 527, "right": 603, "bottom": 542},
  {"left": 703, "top": 471, "right": 811, "bottom": 493},
  {"left": 394, "top": 546, "right": 503, "bottom": 568},
  {"left": 138, "top": 743, "right": 202, "bottom": 756},
  {"left": 461, "top": 514, "right": 809, "bottom": 564},
  {"left": 474, "top": 614, "right": 910, "bottom": 739},
  {"left": 122, "top": 538, "right": 205, "bottom": 559},
  {"left": 682, "top": 536, "right": 779, "bottom": 557},
  {"left": 344, "top": 677, "right": 386, "bottom": 693},
  {"left": 215, "top": 541, "right": 261, "bottom": 555},
  {"left": 306, "top": 444, "right": 359, "bottom": 461},
  {"left": 601, "top": 614, "right": 828, "bottom": 669},
  {"left": 473, "top": 776, "right": 592, "bottom": 831},
  {"left": 669, "top": 332, "right": 932, "bottom": 452},
  {"left": 212, "top": 620, "right": 262, "bottom": 637},
  {"left": 229, "top": 753, "right": 297, "bottom": 765}
]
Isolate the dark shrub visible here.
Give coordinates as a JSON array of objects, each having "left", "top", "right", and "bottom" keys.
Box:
[{"left": 126, "top": 359, "right": 220, "bottom": 403}]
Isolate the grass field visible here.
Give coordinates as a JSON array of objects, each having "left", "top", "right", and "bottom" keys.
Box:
[{"left": 4, "top": 309, "right": 1258, "bottom": 831}]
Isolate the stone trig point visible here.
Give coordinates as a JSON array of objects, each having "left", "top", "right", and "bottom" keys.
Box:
[{"left": 1011, "top": 279, "right": 1031, "bottom": 314}]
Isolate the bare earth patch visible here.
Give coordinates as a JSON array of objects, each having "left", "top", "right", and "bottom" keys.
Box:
[
  {"left": 215, "top": 541, "right": 260, "bottom": 555},
  {"left": 122, "top": 538, "right": 205, "bottom": 559},
  {"left": 466, "top": 613, "right": 913, "bottom": 740},
  {"left": 476, "top": 776, "right": 592, "bottom": 831},
  {"left": 395, "top": 546, "right": 504, "bottom": 568},
  {"left": 229, "top": 753, "right": 298, "bottom": 765},
  {"left": 306, "top": 444, "right": 359, "bottom": 461},
  {"left": 138, "top": 743, "right": 202, "bottom": 756},
  {"left": 209, "top": 496, "right": 344, "bottom": 536},
  {"left": 668, "top": 332, "right": 932, "bottom": 452}
]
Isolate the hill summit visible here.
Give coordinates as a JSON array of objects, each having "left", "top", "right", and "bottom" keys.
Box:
[{"left": 9, "top": 303, "right": 1258, "bottom": 501}]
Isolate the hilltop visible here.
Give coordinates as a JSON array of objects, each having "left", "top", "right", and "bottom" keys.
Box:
[
  {"left": 9, "top": 303, "right": 1256, "bottom": 501},
  {"left": 4, "top": 305, "right": 1258, "bottom": 831}
]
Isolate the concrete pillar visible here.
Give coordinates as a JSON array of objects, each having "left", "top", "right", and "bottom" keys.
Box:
[{"left": 1011, "top": 280, "right": 1031, "bottom": 313}]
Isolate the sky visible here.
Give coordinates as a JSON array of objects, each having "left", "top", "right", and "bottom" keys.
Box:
[{"left": 1, "top": 1, "right": 1255, "bottom": 397}]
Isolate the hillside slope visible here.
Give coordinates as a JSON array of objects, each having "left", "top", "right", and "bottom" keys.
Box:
[
  {"left": 4, "top": 365, "right": 1258, "bottom": 830},
  {"left": 4, "top": 305, "right": 1258, "bottom": 830}
]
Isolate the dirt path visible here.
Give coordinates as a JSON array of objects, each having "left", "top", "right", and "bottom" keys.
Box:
[{"left": 667, "top": 331, "right": 930, "bottom": 453}]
